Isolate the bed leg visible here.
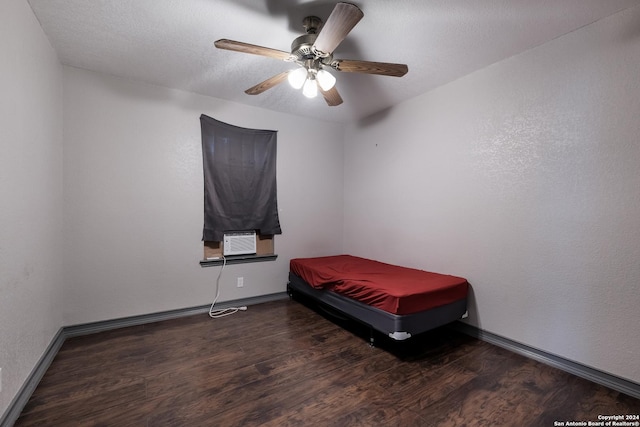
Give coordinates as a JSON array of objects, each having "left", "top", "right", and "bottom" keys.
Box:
[{"left": 369, "top": 327, "right": 375, "bottom": 347}]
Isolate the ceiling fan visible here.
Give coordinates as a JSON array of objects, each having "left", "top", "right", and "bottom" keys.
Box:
[{"left": 214, "top": 2, "right": 408, "bottom": 106}]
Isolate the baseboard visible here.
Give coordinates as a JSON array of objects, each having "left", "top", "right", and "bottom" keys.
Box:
[
  {"left": 450, "top": 321, "right": 640, "bottom": 400},
  {"left": 64, "top": 292, "right": 288, "bottom": 337},
  {"left": 0, "top": 328, "right": 66, "bottom": 427},
  {"left": 0, "top": 292, "right": 288, "bottom": 426}
]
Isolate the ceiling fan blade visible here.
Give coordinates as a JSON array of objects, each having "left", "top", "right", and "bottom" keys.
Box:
[
  {"left": 313, "top": 2, "right": 363, "bottom": 55},
  {"left": 334, "top": 59, "right": 408, "bottom": 77},
  {"left": 215, "top": 39, "right": 292, "bottom": 61},
  {"left": 320, "top": 86, "right": 343, "bottom": 106},
  {"left": 245, "top": 71, "right": 290, "bottom": 95}
]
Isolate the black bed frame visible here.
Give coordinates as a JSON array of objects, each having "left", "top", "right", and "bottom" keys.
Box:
[{"left": 287, "top": 272, "right": 468, "bottom": 345}]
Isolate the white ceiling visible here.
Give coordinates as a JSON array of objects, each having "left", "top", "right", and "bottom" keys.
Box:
[{"left": 28, "top": 0, "right": 640, "bottom": 123}]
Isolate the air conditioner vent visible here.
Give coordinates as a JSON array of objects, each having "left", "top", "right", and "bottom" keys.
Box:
[{"left": 223, "top": 231, "right": 257, "bottom": 256}]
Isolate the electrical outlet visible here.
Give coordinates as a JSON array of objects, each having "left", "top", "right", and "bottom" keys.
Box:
[{"left": 237, "top": 277, "right": 244, "bottom": 288}]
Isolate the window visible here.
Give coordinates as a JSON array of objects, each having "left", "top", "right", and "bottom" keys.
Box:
[{"left": 199, "top": 115, "right": 281, "bottom": 263}]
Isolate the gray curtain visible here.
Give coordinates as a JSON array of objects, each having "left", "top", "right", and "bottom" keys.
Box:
[{"left": 200, "top": 115, "right": 282, "bottom": 241}]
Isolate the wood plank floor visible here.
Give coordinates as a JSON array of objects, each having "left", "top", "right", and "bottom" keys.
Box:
[{"left": 15, "top": 299, "right": 640, "bottom": 426}]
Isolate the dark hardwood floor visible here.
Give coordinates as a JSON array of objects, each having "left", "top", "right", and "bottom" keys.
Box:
[{"left": 15, "top": 299, "right": 640, "bottom": 426}]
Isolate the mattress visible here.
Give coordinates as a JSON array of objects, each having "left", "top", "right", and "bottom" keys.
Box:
[{"left": 289, "top": 255, "right": 468, "bottom": 315}]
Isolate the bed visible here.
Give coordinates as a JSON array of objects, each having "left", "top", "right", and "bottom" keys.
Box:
[{"left": 287, "top": 255, "right": 469, "bottom": 345}]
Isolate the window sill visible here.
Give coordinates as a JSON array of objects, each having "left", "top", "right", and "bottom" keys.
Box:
[{"left": 200, "top": 254, "right": 278, "bottom": 267}]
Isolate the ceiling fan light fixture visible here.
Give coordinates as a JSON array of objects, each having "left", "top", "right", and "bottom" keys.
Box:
[
  {"left": 287, "top": 67, "right": 307, "bottom": 89},
  {"left": 302, "top": 77, "right": 318, "bottom": 98},
  {"left": 215, "top": 2, "right": 406, "bottom": 107},
  {"left": 316, "top": 69, "right": 336, "bottom": 91}
]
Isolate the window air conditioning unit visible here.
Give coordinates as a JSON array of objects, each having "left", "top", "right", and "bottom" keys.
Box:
[{"left": 223, "top": 231, "right": 257, "bottom": 256}]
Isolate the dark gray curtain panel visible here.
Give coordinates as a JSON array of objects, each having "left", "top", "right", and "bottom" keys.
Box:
[{"left": 200, "top": 115, "right": 282, "bottom": 241}]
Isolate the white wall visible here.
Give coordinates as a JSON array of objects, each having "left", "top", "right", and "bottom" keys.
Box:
[
  {"left": 62, "top": 67, "right": 344, "bottom": 325},
  {"left": 0, "top": 0, "right": 64, "bottom": 418},
  {"left": 344, "top": 6, "right": 640, "bottom": 383}
]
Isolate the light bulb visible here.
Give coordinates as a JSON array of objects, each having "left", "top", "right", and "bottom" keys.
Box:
[
  {"left": 287, "top": 67, "right": 307, "bottom": 89},
  {"left": 302, "top": 78, "right": 318, "bottom": 98},
  {"left": 316, "top": 69, "right": 336, "bottom": 91}
]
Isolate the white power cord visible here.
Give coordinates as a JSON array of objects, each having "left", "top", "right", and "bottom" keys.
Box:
[{"left": 208, "top": 255, "right": 247, "bottom": 318}]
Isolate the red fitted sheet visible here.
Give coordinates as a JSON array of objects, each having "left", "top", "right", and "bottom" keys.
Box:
[{"left": 289, "top": 255, "right": 468, "bottom": 315}]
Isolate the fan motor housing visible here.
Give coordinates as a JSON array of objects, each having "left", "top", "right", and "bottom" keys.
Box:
[
  {"left": 290, "top": 34, "right": 317, "bottom": 61},
  {"left": 290, "top": 15, "right": 333, "bottom": 64},
  {"left": 290, "top": 36, "right": 333, "bottom": 66}
]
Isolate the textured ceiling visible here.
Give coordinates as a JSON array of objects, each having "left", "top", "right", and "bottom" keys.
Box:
[{"left": 28, "top": 0, "right": 640, "bottom": 123}]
